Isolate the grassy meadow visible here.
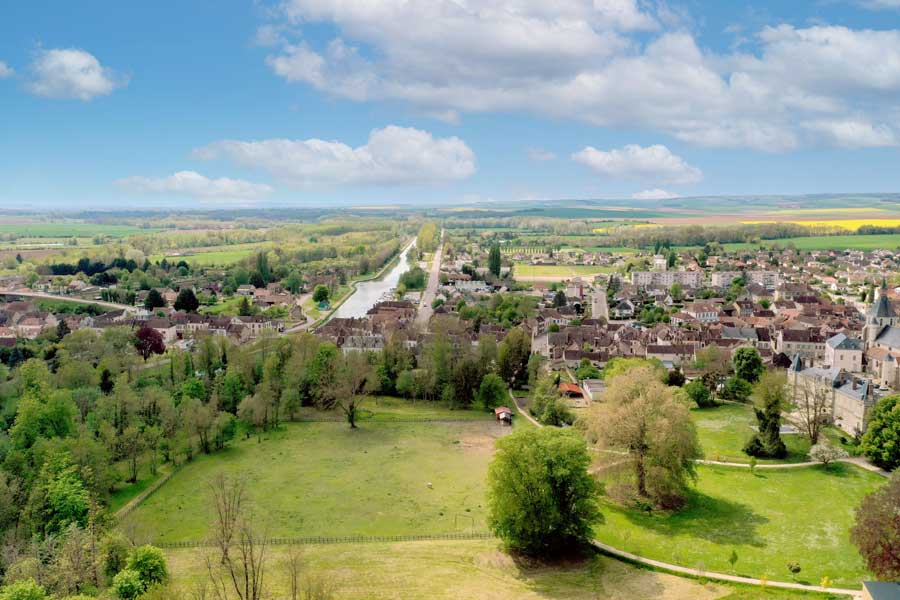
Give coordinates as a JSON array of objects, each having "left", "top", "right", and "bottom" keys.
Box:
[
  {"left": 595, "top": 463, "right": 882, "bottom": 588},
  {"left": 162, "top": 540, "right": 850, "bottom": 600},
  {"left": 692, "top": 404, "right": 812, "bottom": 464},
  {"left": 121, "top": 408, "right": 507, "bottom": 543}
]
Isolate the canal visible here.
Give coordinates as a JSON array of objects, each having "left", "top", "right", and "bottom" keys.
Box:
[{"left": 329, "top": 238, "right": 416, "bottom": 319}]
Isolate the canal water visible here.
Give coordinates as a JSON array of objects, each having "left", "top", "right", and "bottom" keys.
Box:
[{"left": 330, "top": 238, "right": 416, "bottom": 319}]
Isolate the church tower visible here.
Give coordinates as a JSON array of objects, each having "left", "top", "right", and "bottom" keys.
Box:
[{"left": 865, "top": 279, "right": 896, "bottom": 347}]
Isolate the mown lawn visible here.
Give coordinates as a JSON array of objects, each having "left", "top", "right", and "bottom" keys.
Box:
[
  {"left": 513, "top": 263, "right": 615, "bottom": 280},
  {"left": 692, "top": 403, "right": 812, "bottom": 464},
  {"left": 163, "top": 540, "right": 849, "bottom": 600},
  {"left": 595, "top": 463, "right": 883, "bottom": 588},
  {"left": 121, "top": 414, "right": 509, "bottom": 543}
]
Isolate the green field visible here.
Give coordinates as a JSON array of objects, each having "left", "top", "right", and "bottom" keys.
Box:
[
  {"left": 182, "top": 248, "right": 258, "bottom": 265},
  {"left": 150, "top": 242, "right": 269, "bottom": 266},
  {"left": 692, "top": 404, "right": 812, "bottom": 464},
  {"left": 596, "top": 463, "right": 882, "bottom": 588},
  {"left": 675, "top": 234, "right": 900, "bottom": 253},
  {"left": 0, "top": 222, "right": 157, "bottom": 237},
  {"left": 163, "top": 540, "right": 848, "bottom": 600},
  {"left": 513, "top": 263, "right": 615, "bottom": 280},
  {"left": 122, "top": 407, "right": 505, "bottom": 543}
]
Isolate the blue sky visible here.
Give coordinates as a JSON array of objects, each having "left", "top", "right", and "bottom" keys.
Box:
[{"left": 2, "top": 0, "right": 900, "bottom": 209}]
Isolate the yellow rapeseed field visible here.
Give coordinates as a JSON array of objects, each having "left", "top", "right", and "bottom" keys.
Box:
[{"left": 742, "top": 219, "right": 900, "bottom": 231}]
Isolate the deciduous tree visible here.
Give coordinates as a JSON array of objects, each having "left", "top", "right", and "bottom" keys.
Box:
[
  {"left": 587, "top": 365, "right": 701, "bottom": 509},
  {"left": 732, "top": 347, "right": 764, "bottom": 383},
  {"left": 497, "top": 327, "right": 531, "bottom": 387},
  {"left": 861, "top": 394, "right": 900, "bottom": 471},
  {"left": 133, "top": 326, "right": 165, "bottom": 361},
  {"left": 174, "top": 288, "right": 200, "bottom": 313},
  {"left": 487, "top": 427, "right": 599, "bottom": 556},
  {"left": 852, "top": 474, "right": 900, "bottom": 580}
]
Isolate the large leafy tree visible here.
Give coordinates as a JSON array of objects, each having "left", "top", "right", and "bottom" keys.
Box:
[
  {"left": 487, "top": 427, "right": 599, "bottom": 556},
  {"left": 732, "top": 347, "right": 764, "bottom": 383},
  {"left": 861, "top": 395, "right": 900, "bottom": 470},
  {"left": 143, "top": 288, "right": 166, "bottom": 310},
  {"left": 851, "top": 473, "right": 900, "bottom": 580},
  {"left": 173, "top": 288, "right": 199, "bottom": 312},
  {"left": 133, "top": 326, "right": 165, "bottom": 361},
  {"left": 497, "top": 327, "right": 531, "bottom": 387},
  {"left": 24, "top": 452, "right": 90, "bottom": 537},
  {"left": 312, "top": 284, "right": 329, "bottom": 304},
  {"left": 587, "top": 365, "right": 701, "bottom": 509},
  {"left": 476, "top": 373, "right": 507, "bottom": 411}
]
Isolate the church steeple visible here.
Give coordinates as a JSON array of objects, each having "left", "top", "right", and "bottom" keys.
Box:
[{"left": 866, "top": 282, "right": 897, "bottom": 347}]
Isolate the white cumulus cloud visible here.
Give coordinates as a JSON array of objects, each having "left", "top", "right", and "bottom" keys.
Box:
[
  {"left": 632, "top": 188, "right": 680, "bottom": 200},
  {"left": 28, "top": 48, "right": 125, "bottom": 100},
  {"left": 572, "top": 144, "right": 702, "bottom": 184},
  {"left": 193, "top": 125, "right": 476, "bottom": 186},
  {"left": 0, "top": 61, "right": 13, "bottom": 79},
  {"left": 260, "top": 2, "right": 900, "bottom": 150},
  {"left": 117, "top": 171, "right": 273, "bottom": 202}
]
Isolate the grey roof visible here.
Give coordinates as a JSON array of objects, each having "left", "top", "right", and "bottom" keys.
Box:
[
  {"left": 722, "top": 326, "right": 758, "bottom": 341},
  {"left": 797, "top": 366, "right": 881, "bottom": 405},
  {"left": 863, "top": 581, "right": 900, "bottom": 600},
  {"left": 868, "top": 294, "right": 896, "bottom": 319},
  {"left": 826, "top": 333, "right": 862, "bottom": 351},
  {"left": 875, "top": 325, "right": 900, "bottom": 350}
]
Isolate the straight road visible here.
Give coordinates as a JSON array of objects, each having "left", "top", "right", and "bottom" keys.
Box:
[
  {"left": 0, "top": 289, "right": 138, "bottom": 313},
  {"left": 415, "top": 229, "right": 444, "bottom": 330}
]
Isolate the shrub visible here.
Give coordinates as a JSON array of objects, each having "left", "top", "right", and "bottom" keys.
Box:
[
  {"left": 809, "top": 443, "right": 848, "bottom": 467},
  {"left": 0, "top": 580, "right": 47, "bottom": 600},
  {"left": 112, "top": 569, "right": 144, "bottom": 600},
  {"left": 684, "top": 380, "right": 715, "bottom": 408},
  {"left": 720, "top": 377, "right": 753, "bottom": 403},
  {"left": 127, "top": 545, "right": 168, "bottom": 588}
]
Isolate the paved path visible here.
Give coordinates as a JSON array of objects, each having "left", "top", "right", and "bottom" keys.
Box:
[
  {"left": 507, "top": 387, "right": 864, "bottom": 597},
  {"left": 591, "top": 539, "right": 861, "bottom": 599},
  {"left": 0, "top": 289, "right": 138, "bottom": 313},
  {"left": 414, "top": 229, "right": 444, "bottom": 330},
  {"left": 698, "top": 455, "right": 889, "bottom": 475}
]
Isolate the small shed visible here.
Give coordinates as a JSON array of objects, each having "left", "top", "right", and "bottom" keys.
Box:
[
  {"left": 559, "top": 382, "right": 583, "bottom": 398},
  {"left": 494, "top": 406, "right": 513, "bottom": 424}
]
